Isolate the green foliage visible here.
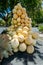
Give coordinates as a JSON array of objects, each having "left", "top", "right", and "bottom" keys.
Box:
[
  {"left": 8, "top": 0, "right": 19, "bottom": 9},
  {"left": 32, "top": 20, "right": 37, "bottom": 27},
  {"left": 35, "top": 9, "right": 43, "bottom": 23},
  {"left": 3, "top": 13, "right": 12, "bottom": 27},
  {"left": 10, "top": 0, "right": 43, "bottom": 24},
  {"left": 0, "top": 18, "right": 6, "bottom": 26},
  {"left": 0, "top": 0, "right": 43, "bottom": 26},
  {"left": 0, "top": 0, "right": 8, "bottom": 12},
  {"left": 38, "top": 24, "right": 43, "bottom": 32},
  {"left": 0, "top": 13, "right": 12, "bottom": 27},
  {"left": 6, "top": 13, "right": 12, "bottom": 26}
]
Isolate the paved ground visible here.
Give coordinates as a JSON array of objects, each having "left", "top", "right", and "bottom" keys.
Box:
[
  {"left": 0, "top": 40, "right": 43, "bottom": 65},
  {"left": 0, "top": 27, "right": 43, "bottom": 65},
  {"left": 0, "top": 27, "right": 7, "bottom": 34}
]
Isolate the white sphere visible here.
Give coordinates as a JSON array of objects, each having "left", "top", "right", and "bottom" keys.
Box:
[
  {"left": 27, "top": 45, "right": 34, "bottom": 54},
  {"left": 13, "top": 14, "right": 18, "bottom": 19},
  {"left": 17, "top": 10, "right": 22, "bottom": 16},
  {"left": 23, "top": 26, "right": 29, "bottom": 31},
  {"left": 13, "top": 34, "right": 18, "bottom": 39},
  {"left": 32, "top": 32, "right": 39, "bottom": 39},
  {"left": 19, "top": 43, "right": 26, "bottom": 52},
  {"left": 14, "top": 6, "right": 18, "bottom": 10},
  {"left": 32, "top": 40, "right": 36, "bottom": 46},
  {"left": 22, "top": 8, "right": 26, "bottom": 14},
  {"left": 12, "top": 9, "right": 17, "bottom": 14},
  {"left": 17, "top": 3, "right": 22, "bottom": 9},
  {"left": 18, "top": 34, "right": 24, "bottom": 42},
  {"left": 25, "top": 37, "right": 33, "bottom": 45},
  {"left": 16, "top": 28, "right": 22, "bottom": 34},
  {"left": 12, "top": 31, "right": 16, "bottom": 35},
  {"left": 17, "top": 17, "right": 21, "bottom": 22},
  {"left": 21, "top": 14, "right": 26, "bottom": 19},
  {"left": 13, "top": 48, "right": 18, "bottom": 52},
  {"left": 11, "top": 39, "right": 19, "bottom": 49},
  {"left": 22, "top": 31, "right": 28, "bottom": 37}
]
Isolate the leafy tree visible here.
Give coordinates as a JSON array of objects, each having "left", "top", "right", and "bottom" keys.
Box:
[
  {"left": 0, "top": 0, "right": 43, "bottom": 26},
  {"left": 0, "top": 0, "right": 8, "bottom": 12},
  {"left": 0, "top": 18, "right": 6, "bottom": 26}
]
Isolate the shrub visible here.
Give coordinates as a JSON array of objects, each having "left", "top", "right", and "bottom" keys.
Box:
[
  {"left": 32, "top": 20, "right": 36, "bottom": 27},
  {"left": 38, "top": 24, "right": 43, "bottom": 32},
  {"left": 0, "top": 18, "right": 6, "bottom": 26}
]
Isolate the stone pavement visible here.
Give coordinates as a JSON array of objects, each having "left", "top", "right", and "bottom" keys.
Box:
[
  {"left": 0, "top": 40, "right": 43, "bottom": 65},
  {"left": 0, "top": 27, "right": 43, "bottom": 65}
]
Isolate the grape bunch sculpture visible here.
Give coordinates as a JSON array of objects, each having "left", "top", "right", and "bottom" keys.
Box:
[{"left": 0, "top": 3, "right": 39, "bottom": 62}]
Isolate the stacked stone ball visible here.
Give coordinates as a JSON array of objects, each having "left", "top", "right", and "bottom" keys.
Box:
[
  {"left": 8, "top": 3, "right": 38, "bottom": 54},
  {"left": 12, "top": 3, "right": 32, "bottom": 29}
]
